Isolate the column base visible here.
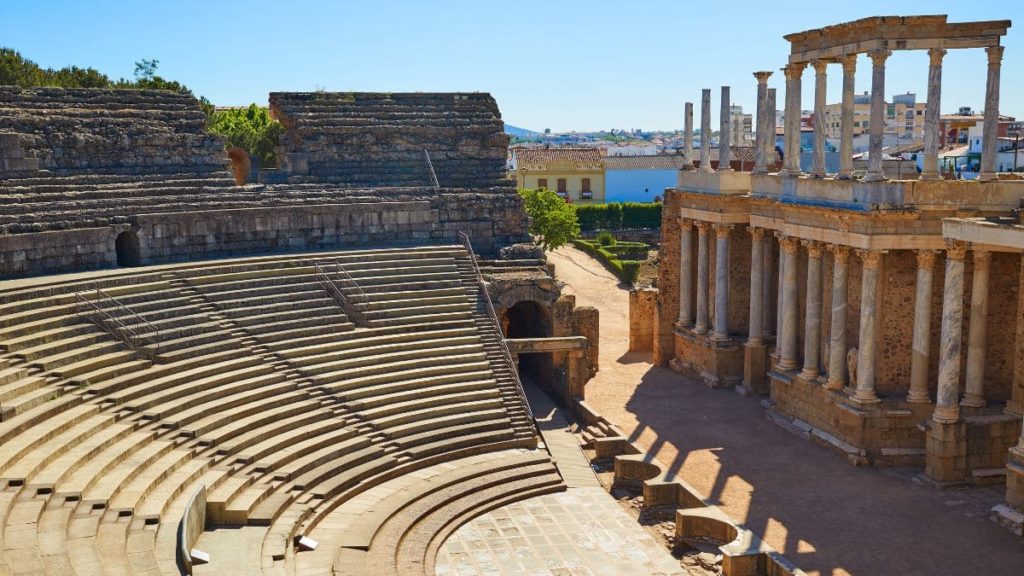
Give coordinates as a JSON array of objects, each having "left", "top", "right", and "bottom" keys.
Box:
[
  {"left": 960, "top": 394, "right": 987, "bottom": 408},
  {"left": 932, "top": 405, "right": 960, "bottom": 424},
  {"left": 780, "top": 169, "right": 802, "bottom": 178},
  {"left": 717, "top": 168, "right": 735, "bottom": 173},
  {"left": 851, "top": 392, "right": 881, "bottom": 405},
  {"left": 978, "top": 172, "right": 998, "bottom": 182},
  {"left": 674, "top": 320, "right": 694, "bottom": 332},
  {"left": 905, "top": 391, "right": 932, "bottom": 404},
  {"left": 694, "top": 324, "right": 709, "bottom": 335},
  {"left": 919, "top": 173, "right": 942, "bottom": 181},
  {"left": 862, "top": 171, "right": 886, "bottom": 182},
  {"left": 799, "top": 369, "right": 819, "bottom": 381},
  {"left": 823, "top": 379, "right": 845, "bottom": 391},
  {"left": 710, "top": 332, "right": 731, "bottom": 343},
  {"left": 836, "top": 171, "right": 854, "bottom": 180},
  {"left": 698, "top": 167, "right": 715, "bottom": 175}
]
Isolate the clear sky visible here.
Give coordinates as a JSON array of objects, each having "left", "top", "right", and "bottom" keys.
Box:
[{"left": 2, "top": 1, "right": 1020, "bottom": 132}]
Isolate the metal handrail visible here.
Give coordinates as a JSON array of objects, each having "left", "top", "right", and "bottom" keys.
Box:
[
  {"left": 315, "top": 260, "right": 368, "bottom": 325},
  {"left": 457, "top": 231, "right": 535, "bottom": 422},
  {"left": 424, "top": 148, "right": 440, "bottom": 189},
  {"left": 75, "top": 286, "right": 160, "bottom": 356}
]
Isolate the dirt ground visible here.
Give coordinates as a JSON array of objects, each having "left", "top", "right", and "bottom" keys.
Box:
[{"left": 546, "top": 244, "right": 1024, "bottom": 576}]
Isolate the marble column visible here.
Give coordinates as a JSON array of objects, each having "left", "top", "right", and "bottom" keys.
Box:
[
  {"left": 800, "top": 242, "right": 824, "bottom": 379},
  {"left": 695, "top": 222, "right": 710, "bottom": 333},
  {"left": 748, "top": 228, "right": 766, "bottom": 345},
  {"left": 762, "top": 234, "right": 775, "bottom": 340},
  {"left": 719, "top": 86, "right": 733, "bottom": 172},
  {"left": 699, "top": 89, "right": 714, "bottom": 174},
  {"left": 811, "top": 60, "right": 829, "bottom": 178},
  {"left": 853, "top": 250, "right": 883, "bottom": 403},
  {"left": 921, "top": 49, "right": 946, "bottom": 180},
  {"left": 712, "top": 224, "right": 732, "bottom": 341},
  {"left": 825, "top": 246, "right": 850, "bottom": 390},
  {"left": 775, "top": 233, "right": 785, "bottom": 344},
  {"left": 934, "top": 240, "right": 968, "bottom": 424},
  {"left": 908, "top": 250, "right": 938, "bottom": 403},
  {"left": 781, "top": 64, "right": 805, "bottom": 177},
  {"left": 678, "top": 220, "right": 694, "bottom": 327},
  {"left": 979, "top": 46, "right": 1004, "bottom": 181},
  {"left": 837, "top": 55, "right": 857, "bottom": 179},
  {"left": 682, "top": 102, "right": 696, "bottom": 170},
  {"left": 864, "top": 50, "right": 892, "bottom": 182},
  {"left": 753, "top": 71, "right": 772, "bottom": 174},
  {"left": 778, "top": 236, "right": 800, "bottom": 370},
  {"left": 962, "top": 250, "right": 992, "bottom": 407},
  {"left": 766, "top": 88, "right": 777, "bottom": 172}
]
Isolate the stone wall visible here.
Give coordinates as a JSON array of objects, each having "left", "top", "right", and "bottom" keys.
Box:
[
  {"left": 629, "top": 288, "right": 657, "bottom": 352},
  {"left": 653, "top": 191, "right": 683, "bottom": 366}
]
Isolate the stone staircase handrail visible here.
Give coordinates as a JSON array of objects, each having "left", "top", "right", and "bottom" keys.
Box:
[{"left": 74, "top": 285, "right": 161, "bottom": 358}]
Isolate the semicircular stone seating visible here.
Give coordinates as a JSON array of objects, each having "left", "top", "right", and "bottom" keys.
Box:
[{"left": 0, "top": 244, "right": 560, "bottom": 576}]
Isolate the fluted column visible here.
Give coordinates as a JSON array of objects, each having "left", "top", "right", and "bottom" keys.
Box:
[
  {"left": 921, "top": 49, "right": 946, "bottom": 180},
  {"left": 934, "top": 240, "right": 968, "bottom": 424},
  {"left": 678, "top": 220, "right": 694, "bottom": 327},
  {"left": 699, "top": 89, "right": 714, "bottom": 174},
  {"left": 837, "top": 55, "right": 857, "bottom": 179},
  {"left": 748, "top": 228, "right": 766, "bottom": 345},
  {"left": 682, "top": 102, "right": 696, "bottom": 170},
  {"left": 800, "top": 242, "right": 824, "bottom": 379},
  {"left": 778, "top": 236, "right": 800, "bottom": 370},
  {"left": 781, "top": 64, "right": 805, "bottom": 177},
  {"left": 908, "top": 251, "right": 938, "bottom": 403},
  {"left": 695, "top": 222, "right": 711, "bottom": 333},
  {"left": 811, "top": 60, "right": 829, "bottom": 178},
  {"left": 712, "top": 224, "right": 732, "bottom": 341},
  {"left": 766, "top": 88, "right": 777, "bottom": 172},
  {"left": 962, "top": 250, "right": 992, "bottom": 407},
  {"left": 864, "top": 50, "right": 891, "bottom": 182},
  {"left": 853, "top": 250, "right": 883, "bottom": 403},
  {"left": 979, "top": 46, "right": 1004, "bottom": 181},
  {"left": 762, "top": 234, "right": 775, "bottom": 340},
  {"left": 825, "top": 246, "right": 851, "bottom": 390},
  {"left": 719, "top": 86, "right": 733, "bottom": 172},
  {"left": 753, "top": 71, "right": 773, "bottom": 174}
]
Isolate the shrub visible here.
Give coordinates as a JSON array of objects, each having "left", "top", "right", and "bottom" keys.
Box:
[
  {"left": 572, "top": 202, "right": 662, "bottom": 231},
  {"left": 596, "top": 230, "right": 616, "bottom": 246},
  {"left": 571, "top": 239, "right": 645, "bottom": 285}
]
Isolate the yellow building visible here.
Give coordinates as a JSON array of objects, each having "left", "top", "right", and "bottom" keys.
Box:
[
  {"left": 513, "top": 148, "right": 605, "bottom": 203},
  {"left": 824, "top": 92, "right": 926, "bottom": 141}
]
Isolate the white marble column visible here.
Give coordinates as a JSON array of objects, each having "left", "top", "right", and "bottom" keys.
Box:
[
  {"left": 962, "top": 250, "right": 992, "bottom": 407},
  {"left": 699, "top": 89, "right": 714, "bottom": 174},
  {"left": 719, "top": 86, "right": 733, "bottom": 172},
  {"left": 712, "top": 224, "right": 732, "bottom": 341},
  {"left": 837, "top": 55, "right": 857, "bottom": 179},
  {"left": 778, "top": 236, "right": 800, "bottom": 370},
  {"left": 801, "top": 242, "right": 824, "bottom": 379},
  {"left": 748, "top": 228, "right": 766, "bottom": 345},
  {"left": 825, "top": 246, "right": 850, "bottom": 390},
  {"left": 695, "top": 222, "right": 710, "bottom": 333},
  {"left": 864, "top": 50, "right": 892, "bottom": 182},
  {"left": 811, "top": 60, "right": 829, "bottom": 178},
  {"left": 979, "top": 46, "right": 1004, "bottom": 181},
  {"left": 908, "top": 250, "right": 938, "bottom": 403},
  {"left": 934, "top": 240, "right": 968, "bottom": 424},
  {"left": 762, "top": 234, "right": 775, "bottom": 340},
  {"left": 678, "top": 219, "right": 694, "bottom": 327},
  {"left": 682, "top": 102, "right": 696, "bottom": 170},
  {"left": 753, "top": 71, "right": 772, "bottom": 174},
  {"left": 853, "top": 250, "right": 883, "bottom": 403},
  {"left": 766, "top": 88, "right": 777, "bottom": 172},
  {"left": 921, "top": 49, "right": 946, "bottom": 180},
  {"left": 781, "top": 64, "right": 805, "bottom": 177}
]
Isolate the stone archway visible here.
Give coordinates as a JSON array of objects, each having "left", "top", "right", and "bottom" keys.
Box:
[
  {"left": 115, "top": 230, "right": 142, "bottom": 267},
  {"left": 502, "top": 300, "right": 553, "bottom": 386}
]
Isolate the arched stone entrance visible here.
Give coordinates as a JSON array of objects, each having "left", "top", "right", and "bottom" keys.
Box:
[
  {"left": 115, "top": 230, "right": 142, "bottom": 267},
  {"left": 502, "top": 300, "right": 553, "bottom": 385}
]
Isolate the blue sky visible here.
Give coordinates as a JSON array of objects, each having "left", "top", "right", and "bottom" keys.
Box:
[{"left": 2, "top": 1, "right": 1020, "bottom": 132}]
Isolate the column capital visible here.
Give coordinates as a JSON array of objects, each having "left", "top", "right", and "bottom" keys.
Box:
[
  {"left": 838, "top": 53, "right": 857, "bottom": 73},
  {"left": 868, "top": 49, "right": 892, "bottom": 66},
  {"left": 748, "top": 227, "right": 766, "bottom": 241},
  {"left": 779, "top": 235, "right": 800, "bottom": 254},
  {"left": 927, "top": 48, "right": 947, "bottom": 66},
  {"left": 916, "top": 250, "right": 939, "bottom": 270},
  {"left": 753, "top": 70, "right": 773, "bottom": 83},
  {"left": 986, "top": 45, "right": 1005, "bottom": 67},
  {"left": 713, "top": 223, "right": 733, "bottom": 239},
  {"left": 783, "top": 62, "right": 807, "bottom": 79},
  {"left": 830, "top": 244, "right": 852, "bottom": 263},
  {"left": 973, "top": 249, "right": 993, "bottom": 266},
  {"left": 857, "top": 249, "right": 885, "bottom": 269},
  {"left": 802, "top": 240, "right": 825, "bottom": 258},
  {"left": 812, "top": 59, "right": 830, "bottom": 74},
  {"left": 945, "top": 239, "right": 969, "bottom": 261},
  {"left": 695, "top": 220, "right": 711, "bottom": 232},
  {"left": 678, "top": 218, "right": 694, "bottom": 230}
]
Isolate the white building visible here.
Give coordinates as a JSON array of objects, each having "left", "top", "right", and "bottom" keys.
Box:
[{"left": 730, "top": 105, "right": 752, "bottom": 146}]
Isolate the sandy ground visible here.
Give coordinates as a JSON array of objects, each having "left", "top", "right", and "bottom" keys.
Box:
[{"left": 547, "top": 244, "right": 1024, "bottom": 576}]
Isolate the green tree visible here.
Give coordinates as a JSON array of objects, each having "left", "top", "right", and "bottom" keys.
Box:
[
  {"left": 518, "top": 188, "right": 580, "bottom": 250},
  {"left": 207, "top": 104, "right": 284, "bottom": 167}
]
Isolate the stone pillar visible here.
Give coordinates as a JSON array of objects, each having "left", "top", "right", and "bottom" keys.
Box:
[
  {"left": 921, "top": 49, "right": 946, "bottom": 180},
  {"left": 778, "top": 236, "right": 800, "bottom": 370},
  {"left": 825, "top": 246, "right": 851, "bottom": 390},
  {"left": 752, "top": 71, "right": 772, "bottom": 174},
  {"left": 682, "top": 102, "right": 696, "bottom": 170},
  {"left": 853, "top": 250, "right": 883, "bottom": 403},
  {"left": 775, "top": 233, "right": 785, "bottom": 345},
  {"left": 811, "top": 60, "right": 828, "bottom": 178},
  {"left": 934, "top": 240, "right": 968, "bottom": 424},
  {"left": 979, "top": 46, "right": 1004, "bottom": 182},
  {"left": 800, "top": 242, "right": 824, "bottom": 379},
  {"left": 864, "top": 50, "right": 891, "bottom": 182},
  {"left": 695, "top": 222, "right": 710, "bottom": 333},
  {"left": 837, "top": 55, "right": 857, "bottom": 179},
  {"left": 908, "top": 251, "right": 938, "bottom": 403},
  {"left": 712, "top": 224, "right": 732, "bottom": 341},
  {"left": 962, "top": 250, "right": 992, "bottom": 408},
  {"left": 678, "top": 220, "right": 694, "bottom": 327},
  {"left": 719, "top": 86, "right": 732, "bottom": 172},
  {"left": 748, "top": 228, "right": 766, "bottom": 345},
  {"left": 781, "top": 64, "right": 805, "bottom": 177},
  {"left": 762, "top": 234, "right": 775, "bottom": 340},
  {"left": 699, "top": 89, "right": 714, "bottom": 174},
  {"left": 766, "top": 88, "right": 777, "bottom": 172}
]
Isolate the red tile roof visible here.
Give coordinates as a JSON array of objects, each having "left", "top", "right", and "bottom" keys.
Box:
[{"left": 514, "top": 147, "right": 603, "bottom": 164}]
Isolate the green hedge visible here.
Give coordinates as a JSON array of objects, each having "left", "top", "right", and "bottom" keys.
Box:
[
  {"left": 572, "top": 239, "right": 643, "bottom": 284},
  {"left": 575, "top": 202, "right": 661, "bottom": 232}
]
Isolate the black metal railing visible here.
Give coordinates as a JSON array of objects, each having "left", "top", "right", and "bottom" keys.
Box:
[
  {"left": 75, "top": 286, "right": 161, "bottom": 357},
  {"left": 315, "top": 260, "right": 368, "bottom": 326}
]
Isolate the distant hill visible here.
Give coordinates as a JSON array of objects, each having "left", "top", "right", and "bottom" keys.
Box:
[{"left": 504, "top": 123, "right": 540, "bottom": 138}]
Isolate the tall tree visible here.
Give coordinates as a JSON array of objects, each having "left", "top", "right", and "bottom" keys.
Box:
[{"left": 518, "top": 188, "right": 580, "bottom": 250}]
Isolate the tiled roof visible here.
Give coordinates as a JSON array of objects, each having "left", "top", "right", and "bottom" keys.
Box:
[
  {"left": 604, "top": 155, "right": 690, "bottom": 171},
  {"left": 514, "top": 147, "right": 603, "bottom": 164}
]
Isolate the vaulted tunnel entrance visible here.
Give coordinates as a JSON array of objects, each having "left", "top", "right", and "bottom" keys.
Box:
[
  {"left": 501, "top": 300, "right": 553, "bottom": 386},
  {"left": 115, "top": 230, "right": 142, "bottom": 267}
]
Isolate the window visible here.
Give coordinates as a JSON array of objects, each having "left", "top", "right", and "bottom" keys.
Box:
[
  {"left": 538, "top": 178, "right": 547, "bottom": 189},
  {"left": 557, "top": 179, "right": 567, "bottom": 193},
  {"left": 582, "top": 178, "right": 591, "bottom": 193}
]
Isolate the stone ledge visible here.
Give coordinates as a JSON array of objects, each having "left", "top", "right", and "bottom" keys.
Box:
[{"left": 990, "top": 504, "right": 1024, "bottom": 537}]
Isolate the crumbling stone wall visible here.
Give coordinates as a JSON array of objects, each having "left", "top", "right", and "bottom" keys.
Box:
[{"left": 629, "top": 288, "right": 657, "bottom": 352}]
